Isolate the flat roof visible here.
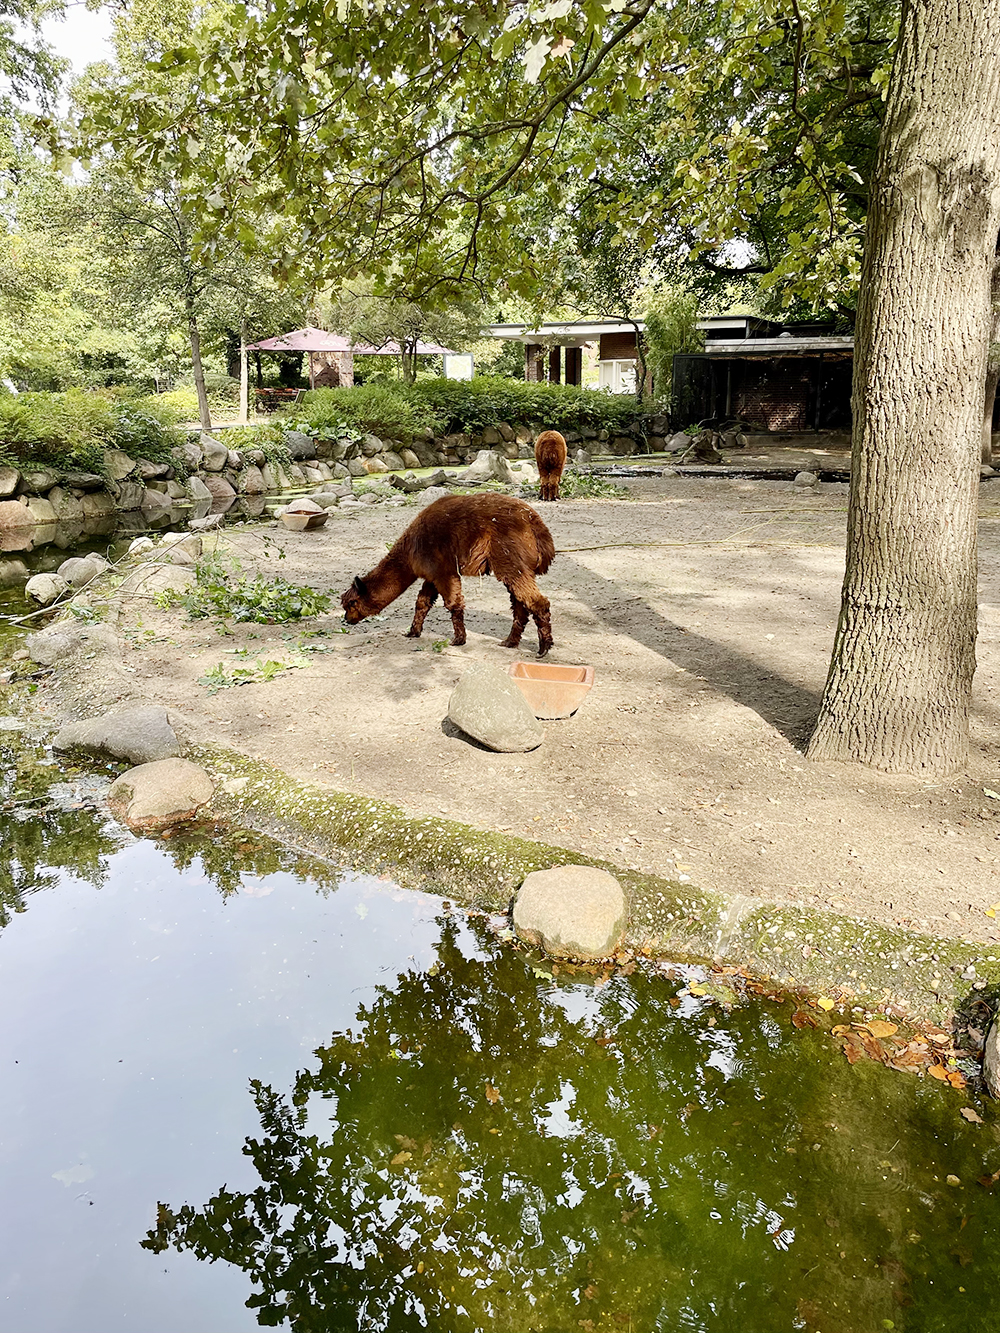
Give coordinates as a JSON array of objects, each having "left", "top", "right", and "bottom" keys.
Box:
[
  {"left": 487, "top": 319, "right": 645, "bottom": 344},
  {"left": 695, "top": 336, "right": 855, "bottom": 355}
]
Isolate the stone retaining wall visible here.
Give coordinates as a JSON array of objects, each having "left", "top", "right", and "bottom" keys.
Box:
[{"left": 0, "top": 417, "right": 645, "bottom": 548}]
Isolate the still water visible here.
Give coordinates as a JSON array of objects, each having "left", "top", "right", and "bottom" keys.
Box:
[{"left": 1, "top": 790, "right": 999, "bottom": 1332}]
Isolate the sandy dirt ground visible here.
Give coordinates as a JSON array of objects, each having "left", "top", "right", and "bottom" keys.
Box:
[{"left": 37, "top": 473, "right": 1000, "bottom": 945}]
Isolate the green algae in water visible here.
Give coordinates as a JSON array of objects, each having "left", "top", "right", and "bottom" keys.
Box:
[{"left": 144, "top": 915, "right": 1000, "bottom": 1333}]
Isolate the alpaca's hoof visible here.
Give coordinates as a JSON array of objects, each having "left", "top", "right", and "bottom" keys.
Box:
[
  {"left": 537, "top": 641, "right": 553, "bottom": 658},
  {"left": 405, "top": 629, "right": 421, "bottom": 638},
  {"left": 450, "top": 635, "right": 467, "bottom": 647},
  {"left": 499, "top": 636, "right": 521, "bottom": 649}
]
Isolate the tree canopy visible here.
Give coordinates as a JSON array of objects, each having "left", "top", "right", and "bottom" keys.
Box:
[{"left": 76, "top": 0, "right": 897, "bottom": 317}]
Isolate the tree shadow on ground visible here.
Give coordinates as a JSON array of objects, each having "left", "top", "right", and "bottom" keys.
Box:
[{"left": 561, "top": 554, "right": 823, "bottom": 747}]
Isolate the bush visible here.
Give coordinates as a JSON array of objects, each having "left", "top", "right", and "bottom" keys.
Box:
[
  {"left": 292, "top": 384, "right": 443, "bottom": 441},
  {"left": 289, "top": 377, "right": 644, "bottom": 441},
  {"left": 410, "top": 376, "right": 645, "bottom": 436},
  {"left": 0, "top": 390, "right": 181, "bottom": 474},
  {"left": 153, "top": 384, "right": 243, "bottom": 423}
]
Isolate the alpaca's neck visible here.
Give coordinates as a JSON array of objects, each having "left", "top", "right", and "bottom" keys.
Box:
[{"left": 364, "top": 548, "right": 417, "bottom": 612}]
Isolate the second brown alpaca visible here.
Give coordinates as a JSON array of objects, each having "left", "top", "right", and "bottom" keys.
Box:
[
  {"left": 534, "top": 429, "right": 567, "bottom": 501},
  {"left": 340, "top": 492, "right": 556, "bottom": 656}
]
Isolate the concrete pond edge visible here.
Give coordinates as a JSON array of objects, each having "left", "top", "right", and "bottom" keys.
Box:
[{"left": 186, "top": 743, "right": 1000, "bottom": 1025}]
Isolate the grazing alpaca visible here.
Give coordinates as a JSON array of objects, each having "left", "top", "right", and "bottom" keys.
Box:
[
  {"left": 340, "top": 493, "right": 556, "bottom": 655},
  {"left": 534, "top": 429, "right": 568, "bottom": 501}
]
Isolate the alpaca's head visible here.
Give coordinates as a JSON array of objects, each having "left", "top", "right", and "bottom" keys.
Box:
[{"left": 340, "top": 575, "right": 375, "bottom": 624}]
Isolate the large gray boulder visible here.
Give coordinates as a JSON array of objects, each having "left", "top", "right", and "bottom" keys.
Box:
[
  {"left": 24, "top": 496, "right": 58, "bottom": 524},
  {"left": 107, "top": 758, "right": 214, "bottom": 834},
  {"left": 239, "top": 465, "right": 267, "bottom": 494},
  {"left": 447, "top": 662, "right": 543, "bottom": 752},
  {"left": 418, "top": 485, "right": 452, "bottom": 506},
  {"left": 25, "top": 626, "right": 86, "bottom": 664},
  {"left": 57, "top": 555, "right": 111, "bottom": 588},
  {"left": 103, "top": 449, "right": 136, "bottom": 481},
  {"left": 460, "top": 449, "right": 516, "bottom": 486},
  {"left": 513, "top": 865, "right": 626, "bottom": 959},
  {"left": 283, "top": 430, "right": 315, "bottom": 460},
  {"left": 199, "top": 434, "right": 229, "bottom": 472},
  {"left": 186, "top": 475, "right": 213, "bottom": 503},
  {"left": 47, "top": 488, "right": 86, "bottom": 522},
  {"left": 201, "top": 474, "right": 236, "bottom": 506},
  {"left": 361, "top": 433, "right": 384, "bottom": 457},
  {"left": 0, "top": 499, "right": 34, "bottom": 529},
  {"left": 53, "top": 705, "right": 182, "bottom": 765},
  {"left": 22, "top": 467, "right": 61, "bottom": 493},
  {"left": 0, "top": 467, "right": 20, "bottom": 497},
  {"left": 81, "top": 492, "right": 115, "bottom": 518},
  {"left": 24, "top": 572, "right": 68, "bottom": 605}
]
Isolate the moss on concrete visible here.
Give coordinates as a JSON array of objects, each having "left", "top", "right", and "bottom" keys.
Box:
[{"left": 189, "top": 743, "right": 1000, "bottom": 1022}]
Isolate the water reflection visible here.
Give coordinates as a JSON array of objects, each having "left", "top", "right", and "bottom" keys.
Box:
[
  {"left": 143, "top": 917, "right": 1000, "bottom": 1333},
  {"left": 1, "top": 772, "right": 999, "bottom": 1332}
]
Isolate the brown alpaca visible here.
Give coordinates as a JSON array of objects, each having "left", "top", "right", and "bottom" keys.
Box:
[
  {"left": 340, "top": 493, "right": 556, "bottom": 656},
  {"left": 534, "top": 429, "right": 567, "bottom": 501}
]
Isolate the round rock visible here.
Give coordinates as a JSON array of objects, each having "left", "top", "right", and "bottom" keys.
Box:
[
  {"left": 794, "top": 471, "right": 818, "bottom": 488},
  {"left": 447, "top": 662, "right": 543, "bottom": 753},
  {"left": 514, "top": 865, "right": 626, "bottom": 959},
  {"left": 107, "top": 758, "right": 215, "bottom": 834},
  {"left": 53, "top": 705, "right": 182, "bottom": 765},
  {"left": 24, "top": 572, "right": 69, "bottom": 606}
]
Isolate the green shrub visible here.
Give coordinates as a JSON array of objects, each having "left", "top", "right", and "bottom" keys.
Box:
[
  {"left": 0, "top": 390, "right": 181, "bottom": 474},
  {"left": 221, "top": 423, "right": 292, "bottom": 471},
  {"left": 411, "top": 376, "right": 645, "bottom": 435},
  {"left": 293, "top": 384, "right": 443, "bottom": 441},
  {"left": 288, "top": 377, "right": 644, "bottom": 442}
]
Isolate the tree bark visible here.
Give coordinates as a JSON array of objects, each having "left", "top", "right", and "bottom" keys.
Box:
[
  {"left": 807, "top": 0, "right": 1000, "bottom": 775},
  {"left": 238, "top": 322, "right": 249, "bottom": 425},
  {"left": 186, "top": 296, "right": 213, "bottom": 432}
]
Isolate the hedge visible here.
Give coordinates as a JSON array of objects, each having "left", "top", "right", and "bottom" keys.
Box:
[
  {"left": 0, "top": 390, "right": 182, "bottom": 476},
  {"left": 291, "top": 376, "right": 644, "bottom": 441}
]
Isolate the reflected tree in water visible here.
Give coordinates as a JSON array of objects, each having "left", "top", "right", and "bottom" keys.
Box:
[
  {"left": 160, "top": 825, "right": 342, "bottom": 899},
  {"left": 142, "top": 918, "right": 995, "bottom": 1332},
  {"left": 0, "top": 742, "right": 124, "bottom": 927}
]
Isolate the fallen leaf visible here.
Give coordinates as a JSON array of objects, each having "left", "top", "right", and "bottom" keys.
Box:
[
  {"left": 842, "top": 1035, "right": 865, "bottom": 1064},
  {"left": 860, "top": 1020, "right": 899, "bottom": 1039},
  {"left": 687, "top": 984, "right": 707, "bottom": 996},
  {"left": 792, "top": 1009, "right": 819, "bottom": 1029},
  {"left": 947, "top": 1070, "right": 967, "bottom": 1090},
  {"left": 927, "top": 1065, "right": 950, "bottom": 1082},
  {"left": 485, "top": 1084, "right": 500, "bottom": 1104},
  {"left": 960, "top": 1107, "right": 984, "bottom": 1124},
  {"left": 391, "top": 1151, "right": 412, "bottom": 1165},
  {"left": 831, "top": 1024, "right": 852, "bottom": 1037},
  {"left": 977, "top": 1169, "right": 1000, "bottom": 1189},
  {"left": 984, "top": 788, "right": 1000, "bottom": 800},
  {"left": 817, "top": 996, "right": 835, "bottom": 1011}
]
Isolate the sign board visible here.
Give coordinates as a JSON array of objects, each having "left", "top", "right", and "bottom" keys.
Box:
[{"left": 443, "top": 354, "right": 474, "bottom": 381}]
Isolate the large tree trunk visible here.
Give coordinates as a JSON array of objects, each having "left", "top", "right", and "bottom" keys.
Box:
[
  {"left": 807, "top": 0, "right": 1000, "bottom": 776},
  {"left": 186, "top": 297, "right": 212, "bottom": 432}
]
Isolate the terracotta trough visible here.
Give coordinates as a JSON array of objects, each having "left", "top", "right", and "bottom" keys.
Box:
[{"left": 507, "top": 661, "right": 595, "bottom": 719}]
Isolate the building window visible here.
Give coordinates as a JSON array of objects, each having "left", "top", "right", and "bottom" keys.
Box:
[{"left": 599, "top": 359, "right": 637, "bottom": 395}]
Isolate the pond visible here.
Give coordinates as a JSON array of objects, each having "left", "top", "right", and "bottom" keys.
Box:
[{"left": 1, "top": 765, "right": 999, "bottom": 1332}]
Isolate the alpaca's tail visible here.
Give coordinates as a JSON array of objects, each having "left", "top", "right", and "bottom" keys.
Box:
[{"left": 530, "top": 509, "right": 556, "bottom": 575}]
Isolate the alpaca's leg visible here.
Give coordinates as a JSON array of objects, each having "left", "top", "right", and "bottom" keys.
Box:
[
  {"left": 510, "top": 574, "right": 553, "bottom": 656},
  {"left": 500, "top": 590, "right": 530, "bottom": 648},
  {"left": 438, "top": 575, "right": 467, "bottom": 645},
  {"left": 406, "top": 580, "right": 439, "bottom": 638}
]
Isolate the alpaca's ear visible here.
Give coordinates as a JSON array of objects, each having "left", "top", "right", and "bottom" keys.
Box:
[{"left": 352, "top": 575, "right": 368, "bottom": 596}]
